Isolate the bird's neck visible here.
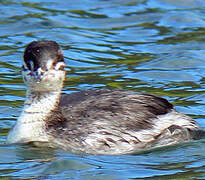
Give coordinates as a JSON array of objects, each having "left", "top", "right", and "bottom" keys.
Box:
[
  {"left": 23, "top": 90, "right": 61, "bottom": 118},
  {"left": 6, "top": 89, "right": 62, "bottom": 144}
]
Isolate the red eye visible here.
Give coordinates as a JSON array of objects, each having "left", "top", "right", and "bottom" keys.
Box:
[
  {"left": 54, "top": 61, "right": 65, "bottom": 70},
  {"left": 51, "top": 61, "right": 57, "bottom": 69},
  {"left": 58, "top": 64, "right": 65, "bottom": 70}
]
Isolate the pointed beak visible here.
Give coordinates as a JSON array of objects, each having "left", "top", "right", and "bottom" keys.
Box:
[{"left": 29, "top": 68, "right": 45, "bottom": 83}]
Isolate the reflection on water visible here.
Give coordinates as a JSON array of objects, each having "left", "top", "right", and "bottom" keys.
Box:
[{"left": 0, "top": 0, "right": 205, "bottom": 179}]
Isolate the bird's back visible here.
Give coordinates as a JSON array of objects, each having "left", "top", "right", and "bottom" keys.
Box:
[{"left": 45, "top": 90, "right": 199, "bottom": 154}]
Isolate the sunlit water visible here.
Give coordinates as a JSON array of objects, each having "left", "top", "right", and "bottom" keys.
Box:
[{"left": 1, "top": 0, "right": 205, "bottom": 179}]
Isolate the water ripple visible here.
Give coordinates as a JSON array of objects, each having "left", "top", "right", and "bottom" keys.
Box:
[{"left": 1, "top": 0, "right": 205, "bottom": 179}]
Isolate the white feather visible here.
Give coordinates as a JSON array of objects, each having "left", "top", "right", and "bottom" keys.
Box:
[{"left": 7, "top": 91, "right": 61, "bottom": 144}]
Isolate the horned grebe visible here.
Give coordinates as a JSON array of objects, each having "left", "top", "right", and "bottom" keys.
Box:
[{"left": 6, "top": 40, "right": 204, "bottom": 155}]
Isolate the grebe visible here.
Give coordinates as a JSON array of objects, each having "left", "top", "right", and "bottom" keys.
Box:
[{"left": 6, "top": 40, "right": 204, "bottom": 155}]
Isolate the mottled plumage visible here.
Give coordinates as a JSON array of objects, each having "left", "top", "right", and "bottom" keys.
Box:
[{"left": 6, "top": 40, "right": 205, "bottom": 155}]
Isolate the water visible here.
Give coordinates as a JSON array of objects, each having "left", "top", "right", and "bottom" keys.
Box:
[{"left": 0, "top": 0, "right": 205, "bottom": 179}]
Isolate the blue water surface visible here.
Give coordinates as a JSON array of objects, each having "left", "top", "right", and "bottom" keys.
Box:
[{"left": 1, "top": 0, "right": 205, "bottom": 179}]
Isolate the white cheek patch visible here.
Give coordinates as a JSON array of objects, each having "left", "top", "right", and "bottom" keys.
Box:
[
  {"left": 46, "top": 59, "right": 65, "bottom": 70},
  {"left": 46, "top": 59, "right": 54, "bottom": 70},
  {"left": 58, "top": 48, "right": 63, "bottom": 55},
  {"left": 23, "top": 60, "right": 33, "bottom": 70},
  {"left": 55, "top": 62, "right": 65, "bottom": 70},
  {"left": 30, "top": 61, "right": 34, "bottom": 71},
  {"left": 23, "top": 60, "right": 27, "bottom": 69}
]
